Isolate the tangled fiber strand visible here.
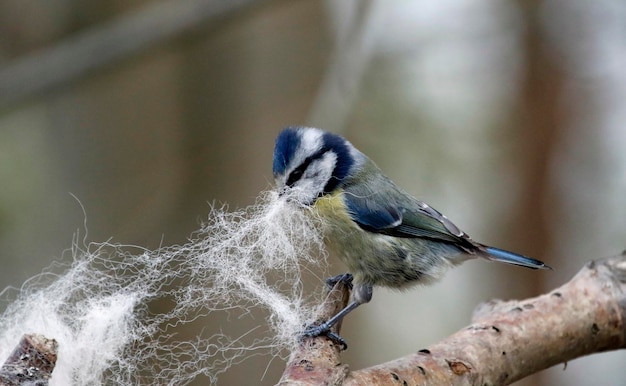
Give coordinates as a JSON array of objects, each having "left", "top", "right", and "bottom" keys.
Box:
[{"left": 0, "top": 191, "right": 326, "bottom": 385}]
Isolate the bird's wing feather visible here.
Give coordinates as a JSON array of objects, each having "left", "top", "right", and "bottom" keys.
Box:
[{"left": 343, "top": 185, "right": 466, "bottom": 244}]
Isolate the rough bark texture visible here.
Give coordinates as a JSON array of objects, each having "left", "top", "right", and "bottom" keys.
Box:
[
  {"left": 0, "top": 334, "right": 58, "bottom": 386},
  {"left": 276, "top": 279, "right": 351, "bottom": 386},
  {"left": 278, "top": 255, "right": 626, "bottom": 385}
]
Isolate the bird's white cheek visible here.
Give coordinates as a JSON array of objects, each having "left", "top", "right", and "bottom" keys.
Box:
[
  {"left": 304, "top": 152, "right": 337, "bottom": 189},
  {"left": 282, "top": 151, "right": 338, "bottom": 206}
]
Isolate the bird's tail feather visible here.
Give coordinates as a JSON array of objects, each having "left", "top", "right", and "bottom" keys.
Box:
[{"left": 484, "top": 246, "right": 551, "bottom": 270}]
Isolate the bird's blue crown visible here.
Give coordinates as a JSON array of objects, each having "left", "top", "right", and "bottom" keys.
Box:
[
  {"left": 273, "top": 127, "right": 301, "bottom": 177},
  {"left": 273, "top": 127, "right": 356, "bottom": 193}
]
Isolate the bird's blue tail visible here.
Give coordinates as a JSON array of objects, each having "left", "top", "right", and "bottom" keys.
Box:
[{"left": 484, "top": 247, "right": 551, "bottom": 270}]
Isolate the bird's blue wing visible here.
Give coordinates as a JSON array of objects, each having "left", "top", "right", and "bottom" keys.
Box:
[
  {"left": 343, "top": 193, "right": 403, "bottom": 231},
  {"left": 341, "top": 181, "right": 549, "bottom": 269},
  {"left": 342, "top": 188, "right": 467, "bottom": 244}
]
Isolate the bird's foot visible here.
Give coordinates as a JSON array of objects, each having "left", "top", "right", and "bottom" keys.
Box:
[
  {"left": 301, "top": 322, "right": 348, "bottom": 350},
  {"left": 303, "top": 273, "right": 352, "bottom": 350},
  {"left": 325, "top": 273, "right": 353, "bottom": 290}
]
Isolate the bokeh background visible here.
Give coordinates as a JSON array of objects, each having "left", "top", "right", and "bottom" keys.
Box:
[{"left": 1, "top": 0, "right": 625, "bottom": 385}]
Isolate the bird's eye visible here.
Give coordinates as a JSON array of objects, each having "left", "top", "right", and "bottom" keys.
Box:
[{"left": 286, "top": 167, "right": 305, "bottom": 187}]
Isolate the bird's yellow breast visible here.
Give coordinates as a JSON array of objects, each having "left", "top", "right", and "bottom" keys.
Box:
[
  {"left": 311, "top": 189, "right": 376, "bottom": 279},
  {"left": 312, "top": 190, "right": 355, "bottom": 228}
]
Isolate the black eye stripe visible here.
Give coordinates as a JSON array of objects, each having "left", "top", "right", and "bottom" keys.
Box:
[
  {"left": 285, "top": 148, "right": 330, "bottom": 187},
  {"left": 286, "top": 166, "right": 304, "bottom": 187}
]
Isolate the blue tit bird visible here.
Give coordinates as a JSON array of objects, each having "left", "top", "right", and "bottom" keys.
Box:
[{"left": 272, "top": 126, "right": 550, "bottom": 348}]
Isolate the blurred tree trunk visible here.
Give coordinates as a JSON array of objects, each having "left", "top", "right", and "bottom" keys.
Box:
[
  {"left": 503, "top": 1, "right": 563, "bottom": 284},
  {"left": 508, "top": 1, "right": 565, "bottom": 385}
]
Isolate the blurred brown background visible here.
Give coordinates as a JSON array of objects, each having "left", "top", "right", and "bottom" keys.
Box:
[{"left": 0, "top": 0, "right": 625, "bottom": 385}]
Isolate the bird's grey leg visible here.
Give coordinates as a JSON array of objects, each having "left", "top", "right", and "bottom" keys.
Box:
[{"left": 302, "top": 282, "right": 373, "bottom": 350}]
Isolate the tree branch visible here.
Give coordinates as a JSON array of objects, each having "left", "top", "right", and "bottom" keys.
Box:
[
  {"left": 0, "top": 334, "right": 58, "bottom": 386},
  {"left": 277, "top": 278, "right": 351, "bottom": 386},
  {"left": 278, "top": 254, "right": 626, "bottom": 385},
  {"left": 0, "top": 0, "right": 264, "bottom": 109}
]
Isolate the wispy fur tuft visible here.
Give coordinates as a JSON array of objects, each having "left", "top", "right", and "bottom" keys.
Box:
[{"left": 0, "top": 191, "right": 327, "bottom": 385}]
